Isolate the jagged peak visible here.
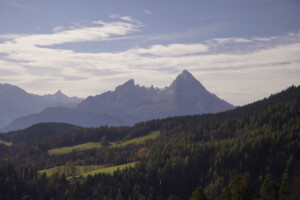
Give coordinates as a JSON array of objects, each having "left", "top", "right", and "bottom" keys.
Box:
[
  {"left": 124, "top": 79, "right": 135, "bottom": 86},
  {"left": 166, "top": 69, "right": 209, "bottom": 95},
  {"left": 119, "top": 79, "right": 135, "bottom": 88},
  {"left": 53, "top": 90, "right": 68, "bottom": 97},
  {"left": 170, "top": 70, "right": 199, "bottom": 87},
  {"left": 55, "top": 90, "right": 63, "bottom": 95},
  {"left": 177, "top": 69, "right": 195, "bottom": 81},
  {"left": 115, "top": 79, "right": 136, "bottom": 92}
]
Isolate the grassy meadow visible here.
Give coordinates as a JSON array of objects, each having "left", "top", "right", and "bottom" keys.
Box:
[
  {"left": 110, "top": 131, "right": 160, "bottom": 147},
  {"left": 48, "top": 131, "right": 160, "bottom": 155},
  {"left": 39, "top": 162, "right": 138, "bottom": 177},
  {"left": 48, "top": 142, "right": 101, "bottom": 155},
  {"left": 81, "top": 162, "right": 138, "bottom": 176},
  {"left": 0, "top": 139, "right": 12, "bottom": 146}
]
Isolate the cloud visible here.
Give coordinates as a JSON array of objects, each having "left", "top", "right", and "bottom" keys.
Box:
[
  {"left": 0, "top": 34, "right": 25, "bottom": 41},
  {"left": 0, "top": 18, "right": 299, "bottom": 105},
  {"left": 52, "top": 26, "right": 64, "bottom": 32},
  {"left": 207, "top": 37, "right": 252, "bottom": 45},
  {"left": 0, "top": 60, "right": 24, "bottom": 76},
  {"left": 253, "top": 36, "right": 278, "bottom": 42},
  {"left": 143, "top": 9, "right": 152, "bottom": 15},
  {"left": 0, "top": 20, "right": 140, "bottom": 51},
  {"left": 128, "top": 43, "right": 209, "bottom": 56},
  {"left": 3, "top": 1, "right": 40, "bottom": 13},
  {"left": 109, "top": 14, "right": 142, "bottom": 25},
  {"left": 143, "top": 26, "right": 221, "bottom": 43},
  {"left": 63, "top": 76, "right": 87, "bottom": 81},
  {"left": 0, "top": 19, "right": 142, "bottom": 92},
  {"left": 109, "top": 14, "right": 119, "bottom": 19}
]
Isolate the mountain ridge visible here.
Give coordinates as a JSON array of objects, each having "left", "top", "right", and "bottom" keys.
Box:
[
  {"left": 0, "top": 83, "right": 83, "bottom": 129},
  {"left": 2, "top": 70, "right": 234, "bottom": 132}
]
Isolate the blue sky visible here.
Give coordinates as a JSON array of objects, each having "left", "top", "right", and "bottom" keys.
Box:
[{"left": 0, "top": 0, "right": 299, "bottom": 105}]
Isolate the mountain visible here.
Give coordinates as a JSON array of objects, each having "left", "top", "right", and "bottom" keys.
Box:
[
  {"left": 43, "top": 90, "right": 82, "bottom": 106},
  {"left": 2, "top": 70, "right": 234, "bottom": 132},
  {"left": 144, "top": 70, "right": 233, "bottom": 117},
  {"left": 78, "top": 79, "right": 161, "bottom": 117},
  {"left": 78, "top": 70, "right": 234, "bottom": 120},
  {"left": 0, "top": 84, "right": 83, "bottom": 129},
  {"left": 2, "top": 107, "right": 125, "bottom": 132}
]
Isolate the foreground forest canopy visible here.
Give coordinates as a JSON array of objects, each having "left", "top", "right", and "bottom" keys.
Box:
[{"left": 0, "top": 86, "right": 299, "bottom": 199}]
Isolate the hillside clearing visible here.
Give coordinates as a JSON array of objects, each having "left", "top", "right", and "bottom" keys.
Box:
[
  {"left": 48, "top": 131, "right": 160, "bottom": 155},
  {"left": 48, "top": 142, "right": 101, "bottom": 155},
  {"left": 39, "top": 162, "right": 138, "bottom": 177},
  {"left": 0, "top": 139, "right": 12, "bottom": 146},
  {"left": 39, "top": 165, "right": 104, "bottom": 177},
  {"left": 110, "top": 131, "right": 160, "bottom": 147},
  {"left": 81, "top": 162, "right": 138, "bottom": 176}
]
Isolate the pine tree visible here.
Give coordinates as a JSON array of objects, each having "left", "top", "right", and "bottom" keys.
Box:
[
  {"left": 260, "top": 176, "right": 279, "bottom": 200},
  {"left": 190, "top": 187, "right": 207, "bottom": 200}
]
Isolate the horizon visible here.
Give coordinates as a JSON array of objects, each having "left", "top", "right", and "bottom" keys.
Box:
[{"left": 0, "top": 0, "right": 299, "bottom": 106}]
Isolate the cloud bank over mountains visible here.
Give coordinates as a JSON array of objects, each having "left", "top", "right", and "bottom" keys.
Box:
[{"left": 0, "top": 16, "right": 299, "bottom": 105}]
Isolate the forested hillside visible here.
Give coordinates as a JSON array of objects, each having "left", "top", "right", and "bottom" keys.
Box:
[{"left": 0, "top": 86, "right": 299, "bottom": 200}]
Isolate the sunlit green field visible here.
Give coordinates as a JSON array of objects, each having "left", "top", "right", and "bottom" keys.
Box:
[
  {"left": 39, "top": 165, "right": 104, "bottom": 177},
  {"left": 110, "top": 131, "right": 160, "bottom": 147},
  {"left": 0, "top": 139, "right": 12, "bottom": 146},
  {"left": 48, "top": 131, "right": 160, "bottom": 155},
  {"left": 48, "top": 142, "right": 101, "bottom": 155},
  {"left": 81, "top": 162, "right": 138, "bottom": 176},
  {"left": 39, "top": 162, "right": 138, "bottom": 177}
]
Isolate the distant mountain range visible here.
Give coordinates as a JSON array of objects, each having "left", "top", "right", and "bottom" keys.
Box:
[
  {"left": 0, "top": 84, "right": 83, "bottom": 129},
  {"left": 1, "top": 70, "right": 234, "bottom": 132}
]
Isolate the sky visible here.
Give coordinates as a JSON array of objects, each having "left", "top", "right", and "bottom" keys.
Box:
[{"left": 0, "top": 0, "right": 299, "bottom": 106}]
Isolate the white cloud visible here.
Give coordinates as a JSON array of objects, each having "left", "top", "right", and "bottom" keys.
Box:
[
  {"left": 143, "top": 9, "right": 152, "bottom": 15},
  {"left": 0, "top": 20, "right": 140, "bottom": 55},
  {"left": 0, "top": 34, "right": 26, "bottom": 40},
  {"left": 253, "top": 36, "right": 278, "bottom": 42},
  {"left": 128, "top": 43, "right": 209, "bottom": 57},
  {"left": 109, "top": 14, "right": 119, "bottom": 19},
  {"left": 109, "top": 14, "right": 142, "bottom": 25},
  {"left": 207, "top": 37, "right": 252, "bottom": 45},
  {"left": 52, "top": 26, "right": 64, "bottom": 32},
  {"left": 0, "top": 60, "right": 25, "bottom": 76},
  {"left": 120, "top": 16, "right": 134, "bottom": 22},
  {"left": 0, "top": 19, "right": 299, "bottom": 105}
]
